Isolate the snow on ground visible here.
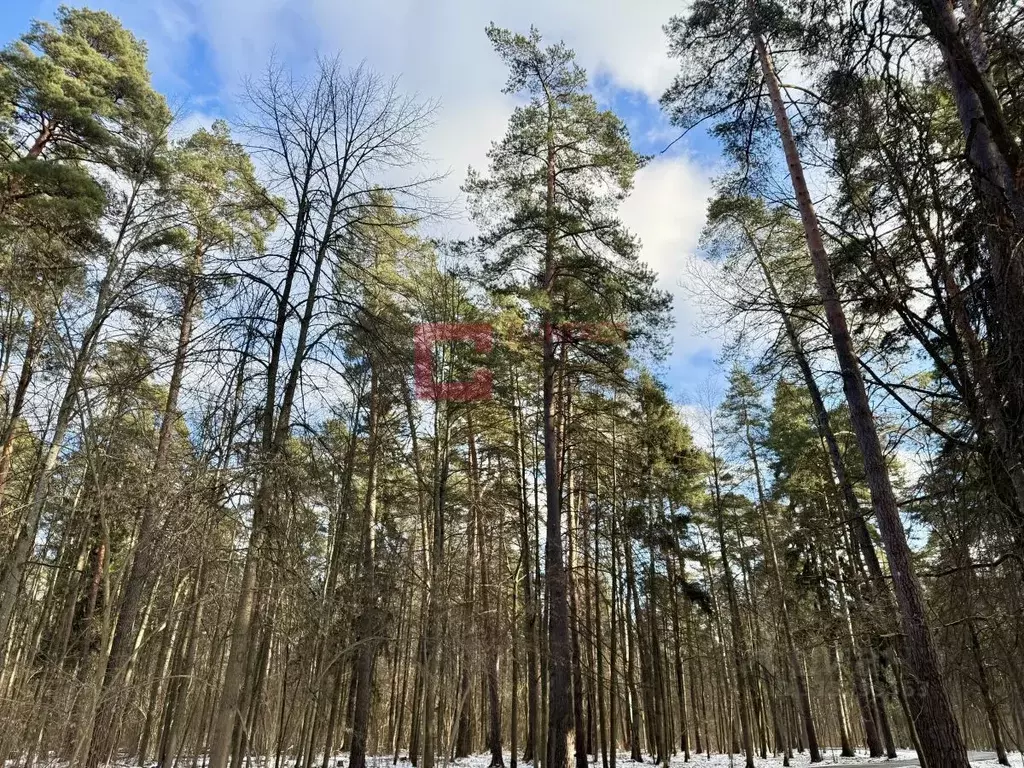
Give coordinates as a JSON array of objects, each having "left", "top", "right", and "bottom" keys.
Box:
[
  {"left": 973, "top": 757, "right": 1024, "bottom": 768},
  {"left": 10, "top": 749, "right": 1019, "bottom": 768},
  {"left": 370, "top": 751, "right": 1014, "bottom": 768}
]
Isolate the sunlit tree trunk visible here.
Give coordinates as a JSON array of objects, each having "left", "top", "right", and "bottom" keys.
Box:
[{"left": 753, "top": 27, "right": 971, "bottom": 768}]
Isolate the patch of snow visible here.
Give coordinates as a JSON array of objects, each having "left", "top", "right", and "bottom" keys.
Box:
[{"left": 15, "top": 747, "right": 1020, "bottom": 768}]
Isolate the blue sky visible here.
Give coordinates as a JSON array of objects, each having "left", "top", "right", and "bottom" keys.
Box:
[{"left": 2, "top": 0, "right": 727, "bottom": 405}]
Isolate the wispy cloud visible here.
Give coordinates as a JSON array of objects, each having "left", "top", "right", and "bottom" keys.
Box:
[{"left": 5, "top": 0, "right": 722, "bottom": 397}]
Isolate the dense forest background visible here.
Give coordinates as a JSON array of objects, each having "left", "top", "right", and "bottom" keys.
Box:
[{"left": 2, "top": 2, "right": 1024, "bottom": 768}]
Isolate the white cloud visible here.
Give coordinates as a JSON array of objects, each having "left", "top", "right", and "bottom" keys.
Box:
[
  {"left": 622, "top": 154, "right": 711, "bottom": 287},
  {"left": 169, "top": 111, "right": 217, "bottom": 140},
  {"left": 76, "top": 0, "right": 691, "bottom": 216},
  {"left": 177, "top": 0, "right": 682, "bottom": 102},
  {"left": 620, "top": 153, "right": 719, "bottom": 389},
  {"left": 224, "top": 0, "right": 687, "bottom": 232},
  {"left": 34, "top": 0, "right": 718, "bottom": 392},
  {"left": 200, "top": 0, "right": 714, "bottom": 390}
]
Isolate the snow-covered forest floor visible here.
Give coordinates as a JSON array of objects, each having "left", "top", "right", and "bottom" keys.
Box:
[
  {"left": 973, "top": 757, "right": 1024, "bottom": 768},
  {"left": 299, "top": 751, "right": 1017, "bottom": 768},
  {"left": 415, "top": 752, "right": 1017, "bottom": 768},
  {"left": 8, "top": 750, "right": 1018, "bottom": 768},
  {"left": 442, "top": 753, "right": 1017, "bottom": 768}
]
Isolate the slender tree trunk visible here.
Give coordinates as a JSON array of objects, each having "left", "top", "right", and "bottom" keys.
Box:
[
  {"left": 158, "top": 560, "right": 207, "bottom": 768},
  {"left": 582, "top": 509, "right": 596, "bottom": 762},
  {"left": 836, "top": 561, "right": 884, "bottom": 757},
  {"left": 741, "top": 417, "right": 821, "bottom": 762},
  {"left": 566, "top": 463, "right": 587, "bottom": 768},
  {"left": 454, "top": 470, "right": 476, "bottom": 759},
  {"left": 685, "top": 605, "right": 703, "bottom": 758},
  {"left": 0, "top": 314, "right": 43, "bottom": 505},
  {"left": 622, "top": 541, "right": 645, "bottom": 762},
  {"left": 969, "top": 618, "right": 1009, "bottom": 764},
  {"left": 469, "top": 421, "right": 504, "bottom": 768},
  {"left": 707, "top": 425, "right": 754, "bottom": 768},
  {"left": 350, "top": 364, "right": 381, "bottom": 768},
  {"left": 608, "top": 420, "right": 619, "bottom": 768},
  {"left": 512, "top": 381, "right": 539, "bottom": 766},
  {"left": 88, "top": 255, "right": 205, "bottom": 766},
  {"left": 542, "top": 84, "right": 571, "bottom": 768},
  {"left": 512, "top": 574, "right": 520, "bottom": 768},
  {"left": 669, "top": 562, "right": 690, "bottom": 761},
  {"left": 593, "top": 478, "right": 608, "bottom": 768},
  {"left": 753, "top": 29, "right": 972, "bottom": 768},
  {"left": 0, "top": 275, "right": 114, "bottom": 671},
  {"left": 420, "top": 396, "right": 451, "bottom": 768},
  {"left": 714, "top": 524, "right": 754, "bottom": 768}
]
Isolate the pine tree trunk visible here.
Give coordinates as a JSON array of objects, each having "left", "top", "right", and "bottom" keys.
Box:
[
  {"left": 455, "top": 481, "right": 476, "bottom": 759},
  {"left": 158, "top": 561, "right": 207, "bottom": 768},
  {"left": 668, "top": 562, "right": 690, "bottom": 761},
  {"left": 567, "top": 465, "right": 588, "bottom": 768},
  {"left": 512, "top": 564, "right": 520, "bottom": 768},
  {"left": 969, "top": 618, "right": 1009, "bottom": 765},
  {"left": 542, "top": 88, "right": 571, "bottom": 768},
  {"left": 645, "top": 547, "right": 668, "bottom": 767},
  {"left": 608, "top": 422, "right": 619, "bottom": 768},
  {"left": 0, "top": 314, "right": 42, "bottom": 505},
  {"left": 750, "top": 244, "right": 887, "bottom": 594},
  {"left": 621, "top": 540, "right": 645, "bottom": 762},
  {"left": 350, "top": 364, "right": 381, "bottom": 768},
  {"left": 88, "top": 259, "right": 203, "bottom": 767},
  {"left": 753, "top": 28, "right": 972, "bottom": 768},
  {"left": 714, "top": 518, "right": 754, "bottom": 768},
  {"left": 421, "top": 398, "right": 452, "bottom": 768},
  {"left": 836, "top": 561, "right": 884, "bottom": 757},
  {"left": 469, "top": 421, "right": 504, "bottom": 768},
  {"left": 594, "top": 482, "right": 609, "bottom": 768},
  {"left": 581, "top": 491, "right": 597, "bottom": 761},
  {"left": 512, "top": 383, "right": 539, "bottom": 766},
  {"left": 742, "top": 417, "right": 821, "bottom": 762},
  {"left": 684, "top": 604, "right": 703, "bottom": 757}
]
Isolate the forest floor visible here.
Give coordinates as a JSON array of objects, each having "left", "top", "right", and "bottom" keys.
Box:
[
  {"left": 11, "top": 750, "right": 1015, "bottom": 768},
  {"left": 416, "top": 751, "right": 1016, "bottom": 768}
]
